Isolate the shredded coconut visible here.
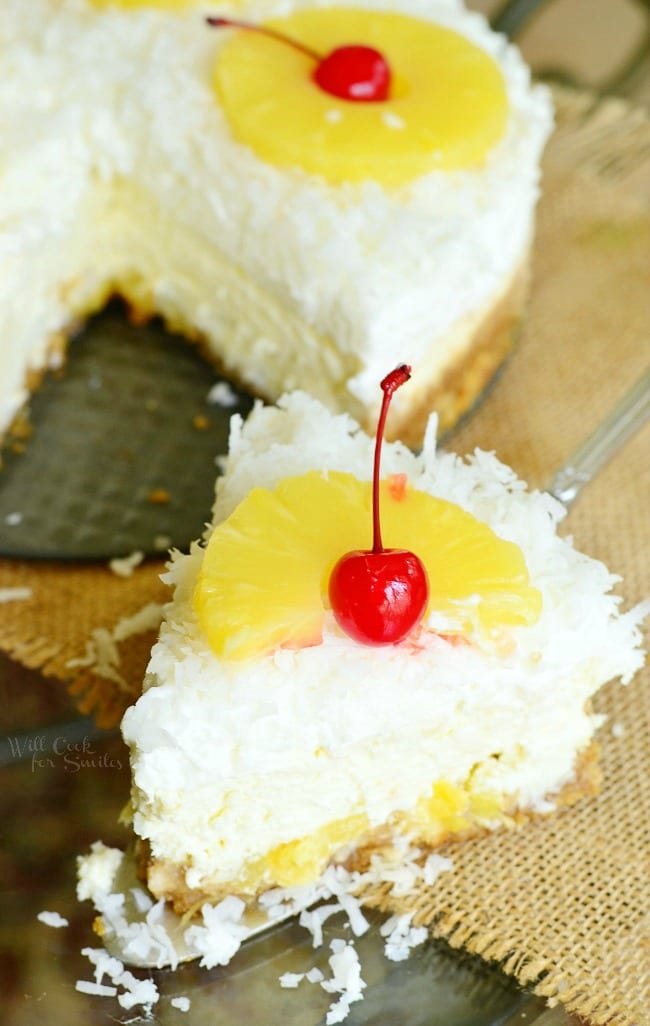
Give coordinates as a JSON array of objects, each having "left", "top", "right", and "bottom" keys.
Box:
[
  {"left": 75, "top": 980, "right": 118, "bottom": 997},
  {"left": 109, "top": 551, "right": 144, "bottom": 578},
  {"left": 37, "top": 910, "right": 68, "bottom": 928},
  {"left": 277, "top": 939, "right": 367, "bottom": 1024},
  {"left": 423, "top": 852, "right": 455, "bottom": 885},
  {"left": 321, "top": 939, "right": 366, "bottom": 1024},
  {"left": 0, "top": 587, "right": 32, "bottom": 603},
  {"left": 279, "top": 972, "right": 304, "bottom": 989},
  {"left": 207, "top": 381, "right": 239, "bottom": 408},
  {"left": 82, "top": 946, "right": 124, "bottom": 986},
  {"left": 76, "top": 839, "right": 453, "bottom": 1020},
  {"left": 380, "top": 912, "right": 428, "bottom": 961},
  {"left": 4, "top": 511, "right": 22, "bottom": 526},
  {"left": 77, "top": 841, "right": 125, "bottom": 902},
  {"left": 116, "top": 971, "right": 159, "bottom": 1010},
  {"left": 171, "top": 996, "right": 191, "bottom": 1011},
  {"left": 67, "top": 603, "right": 163, "bottom": 689},
  {"left": 77, "top": 857, "right": 182, "bottom": 970},
  {"left": 183, "top": 896, "right": 250, "bottom": 969},
  {"left": 80, "top": 946, "right": 159, "bottom": 1012},
  {"left": 114, "top": 604, "right": 165, "bottom": 644},
  {"left": 130, "top": 887, "right": 153, "bottom": 914}
]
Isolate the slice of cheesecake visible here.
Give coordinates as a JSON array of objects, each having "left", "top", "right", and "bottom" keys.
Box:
[
  {"left": 121, "top": 391, "right": 646, "bottom": 913},
  {"left": 1, "top": 0, "right": 552, "bottom": 445}
]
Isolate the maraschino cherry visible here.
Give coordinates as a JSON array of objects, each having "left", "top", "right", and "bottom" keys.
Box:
[
  {"left": 328, "top": 365, "right": 429, "bottom": 646},
  {"left": 206, "top": 16, "right": 391, "bottom": 102}
]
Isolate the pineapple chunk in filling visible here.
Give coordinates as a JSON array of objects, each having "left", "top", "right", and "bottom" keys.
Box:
[
  {"left": 403, "top": 780, "right": 508, "bottom": 844},
  {"left": 185, "top": 783, "right": 509, "bottom": 894},
  {"left": 264, "top": 814, "right": 370, "bottom": 887}
]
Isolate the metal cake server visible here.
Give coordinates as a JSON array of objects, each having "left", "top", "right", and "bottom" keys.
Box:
[
  {"left": 545, "top": 369, "right": 649, "bottom": 508},
  {"left": 0, "top": 307, "right": 254, "bottom": 561}
]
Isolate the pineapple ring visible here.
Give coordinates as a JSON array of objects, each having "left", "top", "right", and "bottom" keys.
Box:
[
  {"left": 193, "top": 471, "right": 542, "bottom": 662},
  {"left": 213, "top": 7, "right": 509, "bottom": 187}
]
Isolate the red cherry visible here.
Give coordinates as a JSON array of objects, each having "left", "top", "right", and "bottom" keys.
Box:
[
  {"left": 206, "top": 18, "right": 391, "bottom": 103},
  {"left": 328, "top": 365, "right": 429, "bottom": 646},
  {"left": 314, "top": 46, "right": 390, "bottom": 102},
  {"left": 329, "top": 549, "right": 428, "bottom": 645}
]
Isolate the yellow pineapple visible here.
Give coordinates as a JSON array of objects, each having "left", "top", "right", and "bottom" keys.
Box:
[
  {"left": 213, "top": 8, "right": 509, "bottom": 186},
  {"left": 402, "top": 778, "right": 509, "bottom": 845},
  {"left": 193, "top": 470, "right": 542, "bottom": 662},
  {"left": 265, "top": 814, "right": 370, "bottom": 886}
]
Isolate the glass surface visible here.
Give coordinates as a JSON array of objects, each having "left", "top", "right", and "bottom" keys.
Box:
[
  {"left": 0, "top": 304, "right": 254, "bottom": 561},
  {"left": 0, "top": 656, "right": 549, "bottom": 1026}
]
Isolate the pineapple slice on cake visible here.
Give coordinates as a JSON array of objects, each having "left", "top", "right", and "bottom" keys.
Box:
[
  {"left": 212, "top": 7, "right": 509, "bottom": 186},
  {"left": 194, "top": 367, "right": 541, "bottom": 662},
  {"left": 194, "top": 468, "right": 542, "bottom": 662}
]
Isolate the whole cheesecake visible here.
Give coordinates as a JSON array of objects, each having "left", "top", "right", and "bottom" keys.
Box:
[
  {"left": 120, "top": 391, "right": 646, "bottom": 912},
  {"left": 0, "top": 0, "right": 552, "bottom": 444}
]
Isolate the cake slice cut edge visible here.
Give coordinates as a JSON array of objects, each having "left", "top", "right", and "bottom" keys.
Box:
[{"left": 118, "top": 392, "right": 648, "bottom": 915}]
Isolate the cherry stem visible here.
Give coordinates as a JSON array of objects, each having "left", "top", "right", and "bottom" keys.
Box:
[
  {"left": 205, "top": 16, "right": 322, "bottom": 63},
  {"left": 372, "top": 364, "right": 411, "bottom": 555}
]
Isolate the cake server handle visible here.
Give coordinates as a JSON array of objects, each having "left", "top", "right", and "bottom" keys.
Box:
[{"left": 545, "top": 369, "right": 650, "bottom": 507}]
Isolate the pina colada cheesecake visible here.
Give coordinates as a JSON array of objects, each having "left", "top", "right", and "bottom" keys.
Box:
[
  {"left": 1, "top": 0, "right": 552, "bottom": 445},
  {"left": 121, "top": 384, "right": 646, "bottom": 912}
]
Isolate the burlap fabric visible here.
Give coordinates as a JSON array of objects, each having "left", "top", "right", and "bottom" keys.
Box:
[{"left": 0, "top": 87, "right": 648, "bottom": 1024}]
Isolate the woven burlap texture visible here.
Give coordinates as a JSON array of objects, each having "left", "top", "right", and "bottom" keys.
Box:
[{"left": 0, "top": 87, "right": 648, "bottom": 1024}]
